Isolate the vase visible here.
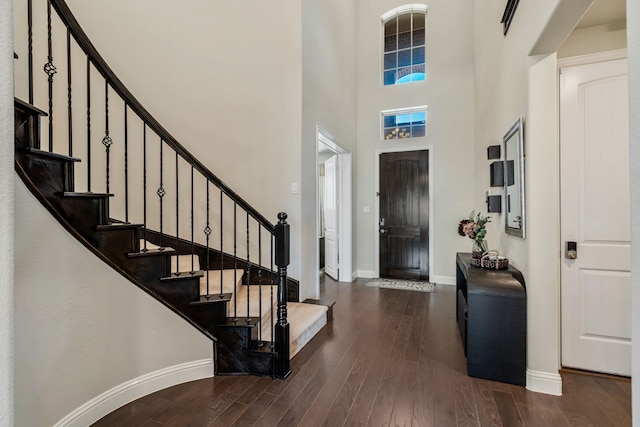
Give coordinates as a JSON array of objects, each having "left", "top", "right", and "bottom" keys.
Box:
[{"left": 471, "top": 240, "right": 488, "bottom": 259}]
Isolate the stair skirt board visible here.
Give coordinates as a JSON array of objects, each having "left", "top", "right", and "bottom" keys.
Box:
[{"left": 53, "top": 359, "right": 213, "bottom": 427}]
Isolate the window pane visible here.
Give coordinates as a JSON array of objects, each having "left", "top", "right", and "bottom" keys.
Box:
[
  {"left": 413, "top": 13, "right": 425, "bottom": 30},
  {"left": 398, "top": 49, "right": 411, "bottom": 67},
  {"left": 411, "top": 111, "right": 426, "bottom": 124},
  {"left": 383, "top": 70, "right": 396, "bottom": 85},
  {"left": 413, "top": 28, "right": 425, "bottom": 46},
  {"left": 398, "top": 31, "right": 411, "bottom": 50},
  {"left": 384, "top": 128, "right": 397, "bottom": 139},
  {"left": 412, "top": 125, "right": 426, "bottom": 137},
  {"left": 384, "top": 115, "right": 396, "bottom": 127},
  {"left": 398, "top": 14, "right": 411, "bottom": 33},
  {"left": 384, "top": 52, "right": 397, "bottom": 70},
  {"left": 384, "top": 34, "right": 397, "bottom": 52},
  {"left": 384, "top": 17, "right": 397, "bottom": 36},
  {"left": 412, "top": 47, "right": 425, "bottom": 65}
]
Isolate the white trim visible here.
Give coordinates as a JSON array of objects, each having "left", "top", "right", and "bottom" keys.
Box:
[
  {"left": 526, "top": 369, "right": 563, "bottom": 396},
  {"left": 351, "top": 270, "right": 359, "bottom": 281},
  {"left": 431, "top": 275, "right": 455, "bottom": 286},
  {"left": 53, "top": 359, "right": 214, "bottom": 427},
  {"left": 558, "top": 48, "right": 627, "bottom": 68},
  {"left": 381, "top": 4, "right": 428, "bottom": 22},
  {"left": 374, "top": 146, "right": 434, "bottom": 280},
  {"left": 316, "top": 127, "right": 353, "bottom": 284},
  {"left": 357, "top": 270, "right": 376, "bottom": 279}
]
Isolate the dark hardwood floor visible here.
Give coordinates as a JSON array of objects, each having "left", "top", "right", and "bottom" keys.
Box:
[{"left": 92, "top": 277, "right": 632, "bottom": 426}]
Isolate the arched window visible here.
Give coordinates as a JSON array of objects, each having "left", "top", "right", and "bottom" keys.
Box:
[{"left": 382, "top": 5, "right": 427, "bottom": 86}]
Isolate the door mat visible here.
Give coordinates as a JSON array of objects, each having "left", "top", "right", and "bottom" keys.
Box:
[{"left": 366, "top": 278, "right": 436, "bottom": 293}]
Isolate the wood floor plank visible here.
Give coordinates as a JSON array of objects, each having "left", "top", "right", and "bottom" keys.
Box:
[
  {"left": 90, "top": 278, "right": 632, "bottom": 427},
  {"left": 492, "top": 391, "right": 523, "bottom": 427},
  {"left": 470, "top": 378, "right": 502, "bottom": 427}
]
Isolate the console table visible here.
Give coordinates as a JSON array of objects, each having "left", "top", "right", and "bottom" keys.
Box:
[{"left": 456, "top": 252, "right": 526, "bottom": 386}]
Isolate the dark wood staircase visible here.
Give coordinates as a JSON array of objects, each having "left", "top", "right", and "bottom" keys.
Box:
[{"left": 14, "top": 98, "right": 284, "bottom": 377}]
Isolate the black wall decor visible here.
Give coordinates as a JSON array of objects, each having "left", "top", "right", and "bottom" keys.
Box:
[
  {"left": 487, "top": 195, "right": 502, "bottom": 213},
  {"left": 487, "top": 145, "right": 501, "bottom": 160},
  {"left": 501, "top": 0, "right": 520, "bottom": 35},
  {"left": 490, "top": 161, "right": 504, "bottom": 187}
]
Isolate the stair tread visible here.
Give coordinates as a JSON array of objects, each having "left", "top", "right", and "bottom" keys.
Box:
[
  {"left": 62, "top": 191, "right": 114, "bottom": 198},
  {"left": 262, "top": 302, "right": 329, "bottom": 358},
  {"left": 218, "top": 317, "right": 260, "bottom": 328},
  {"left": 161, "top": 270, "right": 205, "bottom": 281},
  {"left": 190, "top": 292, "right": 232, "bottom": 305},
  {"left": 96, "top": 223, "right": 143, "bottom": 231},
  {"left": 24, "top": 147, "right": 81, "bottom": 162},
  {"left": 15, "top": 98, "right": 47, "bottom": 115},
  {"left": 127, "top": 247, "right": 176, "bottom": 257}
]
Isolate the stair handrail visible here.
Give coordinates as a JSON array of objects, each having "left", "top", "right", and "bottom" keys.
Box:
[{"left": 48, "top": 0, "right": 275, "bottom": 233}]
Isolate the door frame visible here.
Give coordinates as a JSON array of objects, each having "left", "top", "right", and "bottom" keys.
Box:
[
  {"left": 375, "top": 146, "right": 433, "bottom": 279},
  {"left": 558, "top": 48, "right": 628, "bottom": 372},
  {"left": 316, "top": 127, "right": 353, "bottom": 282}
]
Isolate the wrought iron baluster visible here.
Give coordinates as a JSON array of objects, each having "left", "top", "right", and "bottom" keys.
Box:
[
  {"left": 174, "top": 152, "right": 179, "bottom": 274},
  {"left": 66, "top": 28, "right": 72, "bottom": 156},
  {"left": 246, "top": 212, "right": 251, "bottom": 323},
  {"left": 102, "top": 81, "right": 112, "bottom": 193},
  {"left": 220, "top": 190, "right": 223, "bottom": 296},
  {"left": 86, "top": 57, "right": 91, "bottom": 191},
  {"left": 190, "top": 166, "right": 195, "bottom": 274},
  {"left": 233, "top": 202, "right": 238, "bottom": 322},
  {"left": 158, "top": 138, "right": 165, "bottom": 249},
  {"left": 257, "top": 225, "right": 263, "bottom": 345},
  {"left": 28, "top": 0, "right": 33, "bottom": 104},
  {"left": 204, "top": 181, "right": 211, "bottom": 296},
  {"left": 45, "top": 0, "right": 57, "bottom": 152},
  {"left": 142, "top": 124, "right": 147, "bottom": 251},
  {"left": 124, "top": 103, "right": 129, "bottom": 222}
]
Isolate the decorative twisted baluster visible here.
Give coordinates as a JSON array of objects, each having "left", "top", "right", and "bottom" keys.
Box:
[
  {"left": 44, "top": 0, "right": 57, "bottom": 152},
  {"left": 66, "top": 28, "right": 72, "bottom": 156},
  {"left": 102, "top": 82, "right": 112, "bottom": 193},
  {"left": 157, "top": 138, "right": 165, "bottom": 249}
]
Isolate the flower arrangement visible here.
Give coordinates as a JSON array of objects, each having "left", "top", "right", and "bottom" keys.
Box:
[{"left": 458, "top": 210, "right": 491, "bottom": 253}]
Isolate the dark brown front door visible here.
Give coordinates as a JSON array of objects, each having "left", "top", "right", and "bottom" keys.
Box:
[{"left": 379, "top": 150, "right": 429, "bottom": 280}]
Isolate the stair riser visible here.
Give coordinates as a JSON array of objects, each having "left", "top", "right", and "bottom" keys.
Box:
[
  {"left": 18, "top": 154, "right": 75, "bottom": 195},
  {"left": 14, "top": 102, "right": 43, "bottom": 151},
  {"left": 215, "top": 327, "right": 276, "bottom": 377}
]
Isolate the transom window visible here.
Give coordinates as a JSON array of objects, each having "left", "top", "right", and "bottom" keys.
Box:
[
  {"left": 382, "top": 6, "right": 427, "bottom": 85},
  {"left": 382, "top": 107, "right": 427, "bottom": 140}
]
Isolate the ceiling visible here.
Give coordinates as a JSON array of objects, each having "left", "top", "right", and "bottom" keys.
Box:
[{"left": 576, "top": 0, "right": 626, "bottom": 29}]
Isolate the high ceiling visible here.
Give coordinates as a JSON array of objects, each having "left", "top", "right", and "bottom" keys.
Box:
[{"left": 576, "top": 0, "right": 626, "bottom": 29}]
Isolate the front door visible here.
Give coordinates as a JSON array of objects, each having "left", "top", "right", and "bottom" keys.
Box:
[
  {"left": 379, "top": 150, "right": 429, "bottom": 280},
  {"left": 560, "top": 58, "right": 631, "bottom": 376}
]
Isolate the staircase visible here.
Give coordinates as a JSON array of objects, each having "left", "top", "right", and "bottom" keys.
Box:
[{"left": 13, "top": 0, "right": 328, "bottom": 379}]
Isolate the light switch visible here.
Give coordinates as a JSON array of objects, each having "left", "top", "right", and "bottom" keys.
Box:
[
  {"left": 291, "top": 183, "right": 299, "bottom": 194},
  {"left": 363, "top": 205, "right": 370, "bottom": 213}
]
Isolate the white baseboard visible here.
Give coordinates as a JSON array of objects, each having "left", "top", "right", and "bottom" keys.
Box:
[
  {"left": 526, "top": 369, "right": 563, "bottom": 396},
  {"left": 431, "top": 275, "right": 455, "bottom": 285},
  {"left": 351, "top": 270, "right": 359, "bottom": 281},
  {"left": 356, "top": 270, "right": 376, "bottom": 278},
  {"left": 54, "top": 359, "right": 214, "bottom": 427}
]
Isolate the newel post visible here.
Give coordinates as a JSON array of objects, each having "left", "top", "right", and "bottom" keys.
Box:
[{"left": 274, "top": 212, "right": 291, "bottom": 379}]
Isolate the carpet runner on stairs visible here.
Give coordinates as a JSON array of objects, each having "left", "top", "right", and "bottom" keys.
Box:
[{"left": 159, "top": 249, "right": 327, "bottom": 358}]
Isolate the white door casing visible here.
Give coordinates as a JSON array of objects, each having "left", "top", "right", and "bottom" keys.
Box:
[
  {"left": 323, "top": 154, "right": 339, "bottom": 280},
  {"left": 560, "top": 58, "right": 631, "bottom": 376}
]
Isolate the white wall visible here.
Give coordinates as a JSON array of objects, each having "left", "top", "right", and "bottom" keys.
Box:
[
  {"left": 17, "top": 0, "right": 304, "bottom": 281},
  {"left": 14, "top": 180, "right": 213, "bottom": 427},
  {"left": 0, "top": 1, "right": 14, "bottom": 425},
  {"left": 559, "top": 22, "right": 627, "bottom": 58},
  {"left": 627, "top": 0, "right": 639, "bottom": 423},
  {"left": 301, "top": 0, "right": 358, "bottom": 298},
  {"left": 356, "top": 0, "right": 476, "bottom": 281},
  {"left": 473, "top": 0, "right": 599, "bottom": 394}
]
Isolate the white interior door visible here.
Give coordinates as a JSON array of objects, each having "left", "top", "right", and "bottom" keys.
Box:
[
  {"left": 560, "top": 58, "right": 631, "bottom": 376},
  {"left": 323, "top": 155, "right": 339, "bottom": 280}
]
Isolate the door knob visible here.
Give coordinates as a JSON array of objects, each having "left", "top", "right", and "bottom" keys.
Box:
[
  {"left": 565, "top": 241, "right": 577, "bottom": 259},
  {"left": 379, "top": 228, "right": 388, "bottom": 234}
]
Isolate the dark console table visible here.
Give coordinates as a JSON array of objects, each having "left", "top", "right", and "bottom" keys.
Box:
[{"left": 456, "top": 252, "right": 526, "bottom": 386}]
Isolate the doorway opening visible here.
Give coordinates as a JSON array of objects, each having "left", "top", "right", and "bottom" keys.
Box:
[
  {"left": 317, "top": 127, "right": 352, "bottom": 282},
  {"left": 375, "top": 148, "right": 432, "bottom": 280}
]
